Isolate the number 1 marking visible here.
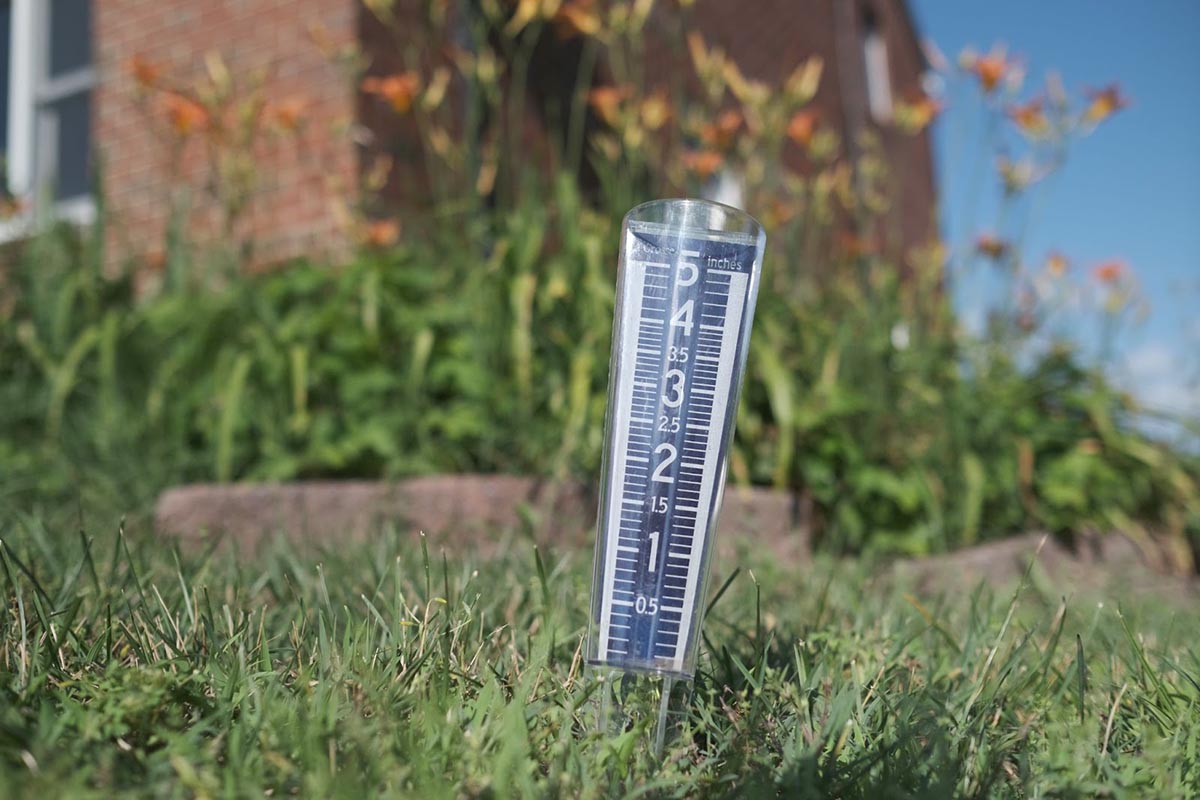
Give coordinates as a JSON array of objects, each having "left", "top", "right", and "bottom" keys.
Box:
[{"left": 647, "top": 530, "right": 660, "bottom": 572}]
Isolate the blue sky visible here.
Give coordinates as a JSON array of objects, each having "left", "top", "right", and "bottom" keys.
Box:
[{"left": 910, "top": 0, "right": 1200, "bottom": 422}]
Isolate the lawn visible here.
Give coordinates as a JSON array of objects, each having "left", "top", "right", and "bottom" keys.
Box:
[
  {"left": 1, "top": 520, "right": 1197, "bottom": 798},
  {"left": 2, "top": 3, "right": 1197, "bottom": 795}
]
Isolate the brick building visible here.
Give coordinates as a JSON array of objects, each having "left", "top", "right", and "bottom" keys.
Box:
[{"left": 0, "top": 0, "right": 935, "bottom": 267}]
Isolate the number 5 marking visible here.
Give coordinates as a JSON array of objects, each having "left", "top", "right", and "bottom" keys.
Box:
[{"left": 677, "top": 260, "right": 698, "bottom": 287}]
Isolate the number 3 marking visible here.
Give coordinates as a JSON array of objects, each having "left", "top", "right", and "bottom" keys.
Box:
[{"left": 662, "top": 369, "right": 685, "bottom": 408}]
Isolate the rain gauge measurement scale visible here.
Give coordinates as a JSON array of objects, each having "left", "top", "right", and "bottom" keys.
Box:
[{"left": 588, "top": 199, "right": 765, "bottom": 749}]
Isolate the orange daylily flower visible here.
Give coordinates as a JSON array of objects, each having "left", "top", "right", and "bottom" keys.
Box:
[
  {"left": 587, "top": 85, "right": 630, "bottom": 126},
  {"left": 127, "top": 55, "right": 162, "bottom": 90},
  {"left": 786, "top": 109, "right": 819, "bottom": 147},
  {"left": 893, "top": 93, "right": 941, "bottom": 134},
  {"left": 268, "top": 97, "right": 308, "bottom": 132},
  {"left": 364, "top": 219, "right": 400, "bottom": 247},
  {"left": 1082, "top": 84, "right": 1129, "bottom": 125},
  {"left": 700, "top": 109, "right": 743, "bottom": 151},
  {"left": 553, "top": 0, "right": 601, "bottom": 39},
  {"left": 681, "top": 149, "right": 724, "bottom": 180},
  {"left": 961, "top": 47, "right": 1013, "bottom": 93},
  {"left": 160, "top": 92, "right": 209, "bottom": 136},
  {"left": 1092, "top": 260, "right": 1126, "bottom": 284},
  {"left": 1007, "top": 97, "right": 1049, "bottom": 138},
  {"left": 143, "top": 249, "right": 167, "bottom": 273},
  {"left": 362, "top": 72, "right": 421, "bottom": 114},
  {"left": 838, "top": 231, "right": 875, "bottom": 258},
  {"left": 975, "top": 232, "right": 1009, "bottom": 260},
  {"left": 974, "top": 56, "right": 1008, "bottom": 92},
  {"left": 1045, "top": 251, "right": 1069, "bottom": 278},
  {"left": 716, "top": 109, "right": 743, "bottom": 134},
  {"left": 765, "top": 197, "right": 797, "bottom": 227}
]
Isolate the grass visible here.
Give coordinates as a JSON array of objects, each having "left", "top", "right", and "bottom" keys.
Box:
[{"left": 1, "top": 518, "right": 1198, "bottom": 798}]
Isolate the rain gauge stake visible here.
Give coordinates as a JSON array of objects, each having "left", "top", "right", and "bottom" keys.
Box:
[{"left": 588, "top": 199, "right": 765, "bottom": 751}]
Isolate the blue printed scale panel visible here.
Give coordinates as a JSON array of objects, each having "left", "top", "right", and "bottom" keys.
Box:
[{"left": 596, "top": 225, "right": 757, "bottom": 676}]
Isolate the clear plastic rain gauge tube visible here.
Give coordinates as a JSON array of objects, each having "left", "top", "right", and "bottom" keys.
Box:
[{"left": 588, "top": 199, "right": 765, "bottom": 747}]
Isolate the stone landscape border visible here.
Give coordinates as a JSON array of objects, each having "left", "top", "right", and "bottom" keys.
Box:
[
  {"left": 155, "top": 474, "right": 1194, "bottom": 600},
  {"left": 154, "top": 474, "right": 808, "bottom": 563}
]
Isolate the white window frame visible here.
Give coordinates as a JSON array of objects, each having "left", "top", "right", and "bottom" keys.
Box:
[
  {"left": 2, "top": 0, "right": 96, "bottom": 242},
  {"left": 862, "top": 16, "right": 893, "bottom": 123}
]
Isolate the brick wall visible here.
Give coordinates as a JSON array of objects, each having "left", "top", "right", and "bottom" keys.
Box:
[
  {"left": 93, "top": 0, "right": 935, "bottom": 274},
  {"left": 866, "top": 0, "right": 938, "bottom": 259},
  {"left": 94, "top": 0, "right": 359, "bottom": 274},
  {"left": 642, "top": 0, "right": 936, "bottom": 263}
]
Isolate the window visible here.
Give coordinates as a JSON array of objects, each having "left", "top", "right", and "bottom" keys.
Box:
[
  {"left": 2, "top": 0, "right": 94, "bottom": 230},
  {"left": 861, "top": 8, "right": 892, "bottom": 123},
  {"left": 0, "top": 4, "right": 10, "bottom": 167}
]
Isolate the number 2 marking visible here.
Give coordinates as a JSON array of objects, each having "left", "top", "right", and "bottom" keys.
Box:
[{"left": 651, "top": 442, "right": 677, "bottom": 483}]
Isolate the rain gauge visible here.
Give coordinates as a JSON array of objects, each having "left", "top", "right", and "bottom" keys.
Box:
[{"left": 587, "top": 199, "right": 765, "bottom": 748}]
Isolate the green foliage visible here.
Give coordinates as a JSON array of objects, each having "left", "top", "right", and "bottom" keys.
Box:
[
  {"left": 1, "top": 520, "right": 1199, "bottom": 796},
  {"left": 736, "top": 254, "right": 1198, "bottom": 557},
  {"left": 0, "top": 184, "right": 617, "bottom": 503},
  {"left": 1, "top": 195, "right": 1198, "bottom": 557}
]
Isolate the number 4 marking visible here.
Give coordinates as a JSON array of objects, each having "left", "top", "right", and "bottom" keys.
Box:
[{"left": 669, "top": 300, "right": 694, "bottom": 335}]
